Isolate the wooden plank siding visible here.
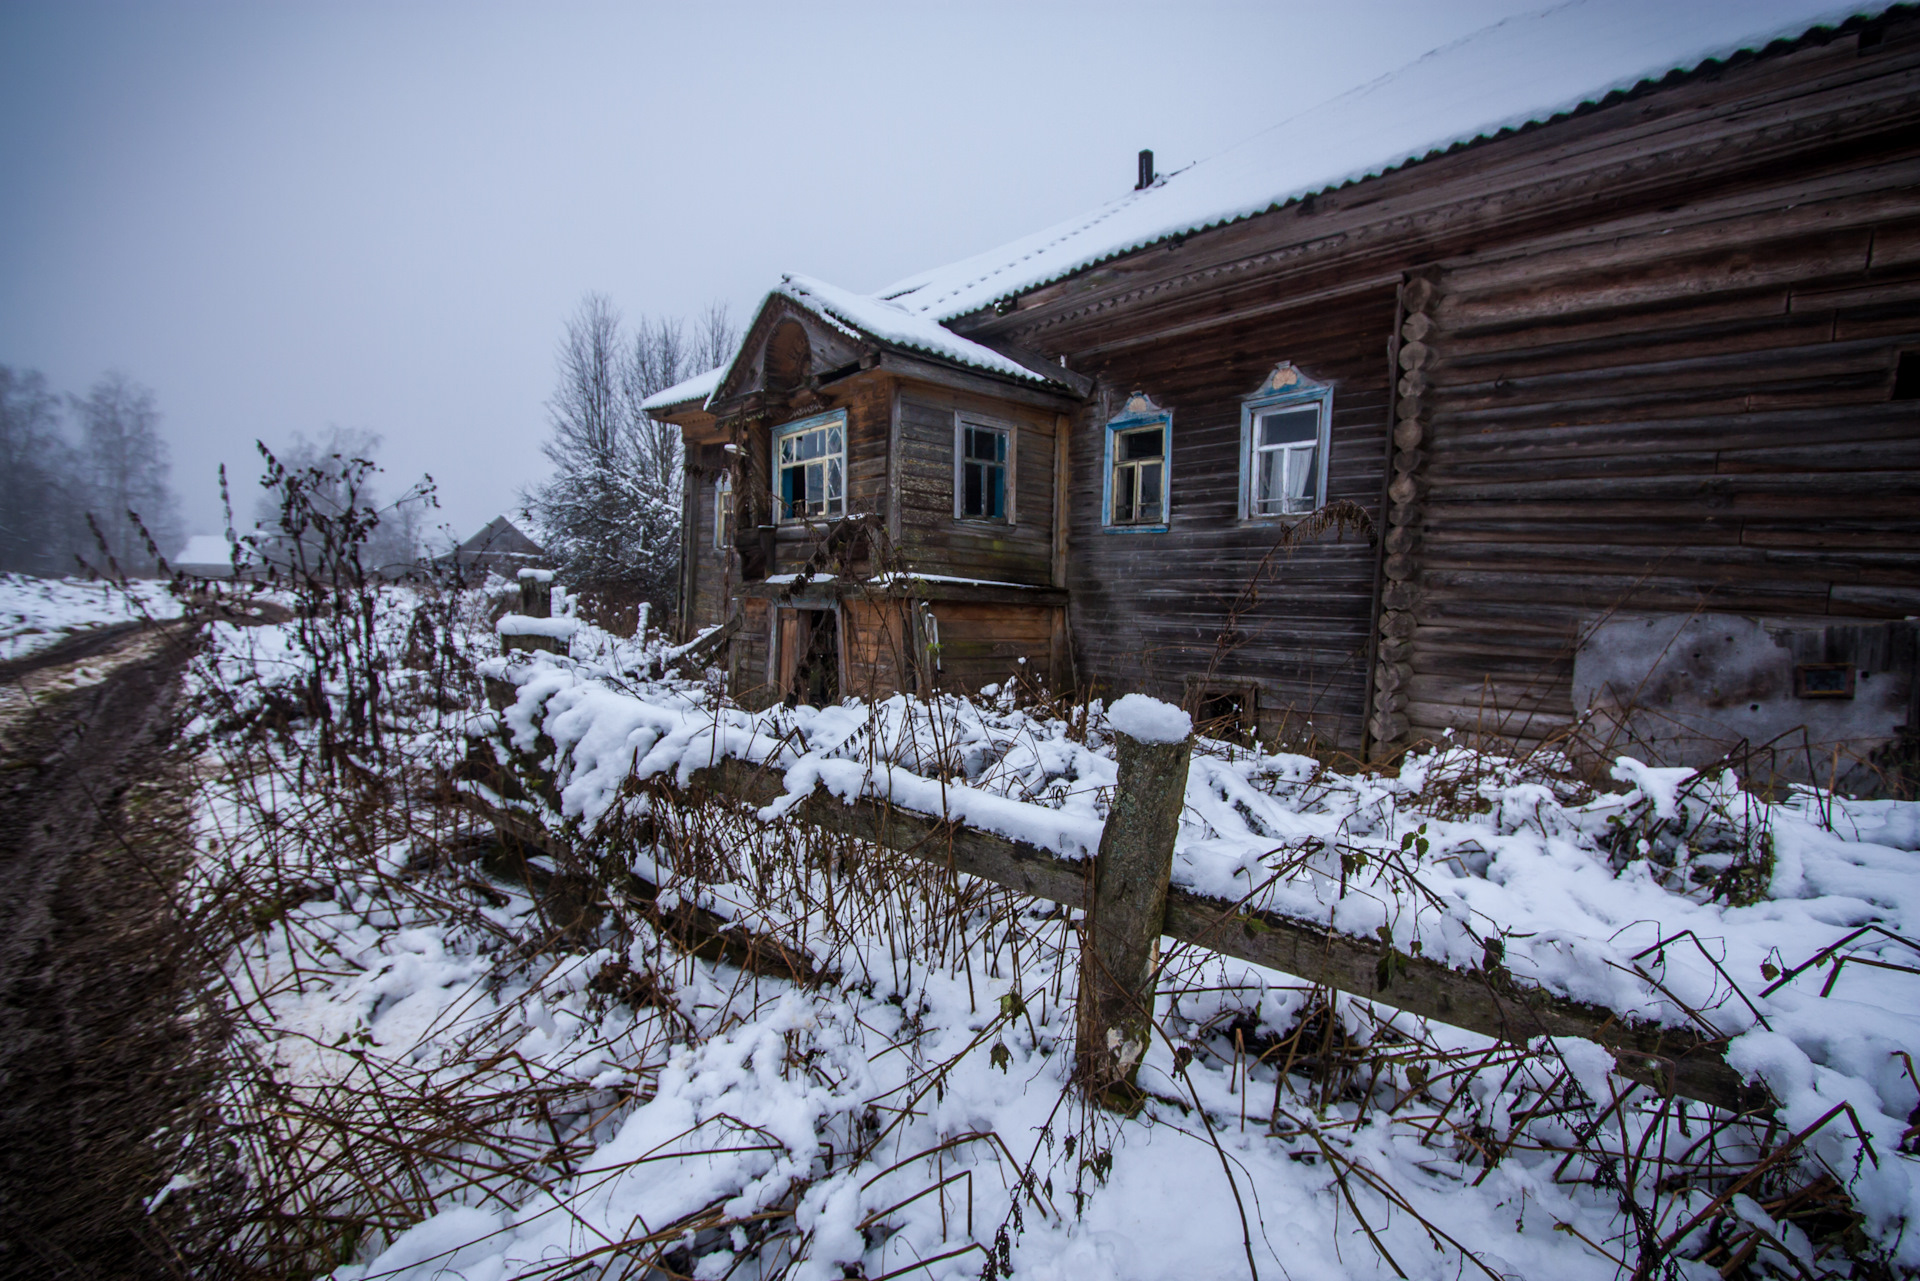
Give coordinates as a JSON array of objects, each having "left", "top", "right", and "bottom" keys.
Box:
[
  {"left": 893, "top": 381, "right": 1057, "bottom": 586},
  {"left": 1056, "top": 291, "right": 1396, "bottom": 751}
]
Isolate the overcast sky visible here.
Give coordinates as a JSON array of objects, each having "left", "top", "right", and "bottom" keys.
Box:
[{"left": 1, "top": 0, "right": 1552, "bottom": 546}]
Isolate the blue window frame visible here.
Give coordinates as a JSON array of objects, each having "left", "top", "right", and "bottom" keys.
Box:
[
  {"left": 774, "top": 410, "right": 846, "bottom": 522},
  {"left": 954, "top": 413, "right": 1014, "bottom": 523},
  {"left": 1240, "top": 364, "right": 1331, "bottom": 520},
  {"left": 1101, "top": 392, "right": 1171, "bottom": 533}
]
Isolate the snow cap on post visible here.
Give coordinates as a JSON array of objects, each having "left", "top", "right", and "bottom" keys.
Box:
[
  {"left": 1107, "top": 694, "right": 1192, "bottom": 744},
  {"left": 517, "top": 568, "right": 554, "bottom": 582}
]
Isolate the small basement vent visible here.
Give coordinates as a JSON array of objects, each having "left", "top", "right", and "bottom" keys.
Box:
[{"left": 1892, "top": 350, "right": 1920, "bottom": 400}]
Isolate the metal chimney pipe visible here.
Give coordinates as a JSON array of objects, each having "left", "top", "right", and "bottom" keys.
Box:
[{"left": 1136, "top": 149, "right": 1154, "bottom": 190}]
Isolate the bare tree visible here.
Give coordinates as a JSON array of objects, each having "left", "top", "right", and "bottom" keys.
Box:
[
  {"left": 0, "top": 367, "right": 88, "bottom": 575},
  {"left": 526, "top": 294, "right": 737, "bottom": 615},
  {"left": 72, "top": 372, "right": 183, "bottom": 573},
  {"left": 254, "top": 428, "right": 433, "bottom": 575}
]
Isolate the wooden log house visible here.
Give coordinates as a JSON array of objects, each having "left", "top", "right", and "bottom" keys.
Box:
[{"left": 646, "top": 4, "right": 1920, "bottom": 790}]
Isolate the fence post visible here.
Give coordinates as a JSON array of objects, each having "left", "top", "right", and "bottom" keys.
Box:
[
  {"left": 518, "top": 569, "right": 553, "bottom": 619},
  {"left": 502, "top": 569, "right": 562, "bottom": 657},
  {"left": 1076, "top": 697, "right": 1192, "bottom": 1109}
]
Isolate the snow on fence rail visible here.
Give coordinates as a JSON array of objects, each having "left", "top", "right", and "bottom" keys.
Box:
[{"left": 464, "top": 658, "right": 1812, "bottom": 1117}]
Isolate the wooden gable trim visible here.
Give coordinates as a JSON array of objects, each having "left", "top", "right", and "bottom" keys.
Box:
[{"left": 872, "top": 351, "right": 1082, "bottom": 413}]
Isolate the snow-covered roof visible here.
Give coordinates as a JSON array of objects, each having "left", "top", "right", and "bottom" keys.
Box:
[
  {"left": 175, "top": 534, "right": 250, "bottom": 567},
  {"left": 770, "top": 274, "right": 1052, "bottom": 385},
  {"left": 640, "top": 364, "right": 726, "bottom": 412},
  {"left": 878, "top": 0, "right": 1885, "bottom": 321}
]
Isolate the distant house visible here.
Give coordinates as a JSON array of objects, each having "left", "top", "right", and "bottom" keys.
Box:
[
  {"left": 174, "top": 534, "right": 256, "bottom": 580},
  {"left": 650, "top": 4, "right": 1919, "bottom": 791},
  {"left": 443, "top": 516, "right": 548, "bottom": 579}
]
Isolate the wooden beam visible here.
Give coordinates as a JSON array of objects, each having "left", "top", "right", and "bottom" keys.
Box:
[{"left": 686, "top": 757, "right": 1765, "bottom": 1114}]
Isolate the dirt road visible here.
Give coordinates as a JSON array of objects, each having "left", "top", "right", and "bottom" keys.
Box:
[{"left": 0, "top": 622, "right": 206, "bottom": 1278}]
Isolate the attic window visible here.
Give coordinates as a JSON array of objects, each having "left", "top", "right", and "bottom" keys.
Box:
[{"left": 775, "top": 411, "right": 846, "bottom": 522}]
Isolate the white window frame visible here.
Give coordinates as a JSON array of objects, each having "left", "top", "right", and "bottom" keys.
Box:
[
  {"left": 773, "top": 410, "right": 847, "bottom": 523},
  {"left": 712, "top": 472, "right": 732, "bottom": 550},
  {"left": 952, "top": 412, "right": 1016, "bottom": 524},
  {"left": 1101, "top": 392, "right": 1171, "bottom": 533},
  {"left": 1239, "top": 364, "right": 1331, "bottom": 521}
]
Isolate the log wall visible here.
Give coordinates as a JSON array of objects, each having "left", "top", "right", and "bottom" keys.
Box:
[{"left": 1404, "top": 176, "right": 1920, "bottom": 748}]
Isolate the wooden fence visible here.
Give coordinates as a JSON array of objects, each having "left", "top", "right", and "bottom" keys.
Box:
[{"left": 463, "top": 705, "right": 1767, "bottom": 1116}]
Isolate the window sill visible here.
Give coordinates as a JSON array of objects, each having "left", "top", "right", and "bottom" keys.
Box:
[{"left": 1101, "top": 523, "right": 1169, "bottom": 535}]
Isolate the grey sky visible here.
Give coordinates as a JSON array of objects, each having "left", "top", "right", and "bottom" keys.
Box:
[{"left": 1, "top": 0, "right": 1549, "bottom": 547}]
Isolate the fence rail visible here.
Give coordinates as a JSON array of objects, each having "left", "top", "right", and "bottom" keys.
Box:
[{"left": 462, "top": 707, "right": 1767, "bottom": 1116}]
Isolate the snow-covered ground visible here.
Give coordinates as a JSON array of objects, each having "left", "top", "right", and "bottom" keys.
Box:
[
  {"left": 0, "top": 573, "right": 184, "bottom": 662},
  {"left": 180, "top": 595, "right": 1920, "bottom": 1279}
]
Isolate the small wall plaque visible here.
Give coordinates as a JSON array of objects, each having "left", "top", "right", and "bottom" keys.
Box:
[{"left": 1793, "top": 663, "right": 1855, "bottom": 699}]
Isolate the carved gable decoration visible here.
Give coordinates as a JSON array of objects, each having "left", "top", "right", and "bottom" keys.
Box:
[
  {"left": 1245, "top": 362, "right": 1329, "bottom": 399},
  {"left": 710, "top": 296, "right": 865, "bottom": 409}
]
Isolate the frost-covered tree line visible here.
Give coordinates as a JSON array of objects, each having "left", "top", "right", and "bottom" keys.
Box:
[
  {"left": 0, "top": 365, "right": 183, "bottom": 576},
  {"left": 524, "top": 294, "right": 736, "bottom": 615}
]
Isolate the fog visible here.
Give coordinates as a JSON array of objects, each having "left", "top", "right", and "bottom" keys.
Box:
[{"left": 1, "top": 0, "right": 1548, "bottom": 547}]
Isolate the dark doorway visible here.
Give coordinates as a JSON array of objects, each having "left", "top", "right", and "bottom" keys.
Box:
[{"left": 785, "top": 608, "right": 840, "bottom": 706}]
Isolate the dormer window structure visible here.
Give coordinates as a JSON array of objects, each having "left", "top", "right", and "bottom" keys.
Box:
[
  {"left": 775, "top": 410, "right": 846, "bottom": 521},
  {"left": 1102, "top": 392, "right": 1171, "bottom": 532},
  {"left": 1241, "top": 363, "right": 1331, "bottom": 519}
]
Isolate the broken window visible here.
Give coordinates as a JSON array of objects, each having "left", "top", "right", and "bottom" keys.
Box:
[
  {"left": 1241, "top": 363, "right": 1332, "bottom": 519},
  {"left": 775, "top": 411, "right": 845, "bottom": 522},
  {"left": 956, "top": 418, "right": 1011, "bottom": 521}
]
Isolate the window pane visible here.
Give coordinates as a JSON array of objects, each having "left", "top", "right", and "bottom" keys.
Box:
[
  {"left": 1113, "top": 465, "right": 1135, "bottom": 523},
  {"left": 827, "top": 458, "right": 843, "bottom": 504},
  {"left": 987, "top": 466, "right": 1004, "bottom": 518},
  {"left": 806, "top": 461, "right": 822, "bottom": 511},
  {"left": 782, "top": 467, "right": 801, "bottom": 517},
  {"left": 828, "top": 425, "right": 842, "bottom": 455},
  {"left": 779, "top": 436, "right": 795, "bottom": 465},
  {"left": 1139, "top": 461, "right": 1163, "bottom": 523},
  {"left": 963, "top": 461, "right": 982, "bottom": 516},
  {"left": 1122, "top": 427, "right": 1163, "bottom": 461},
  {"left": 1286, "top": 444, "right": 1317, "bottom": 507},
  {"left": 1260, "top": 407, "right": 1318, "bottom": 447},
  {"left": 1256, "top": 448, "right": 1285, "bottom": 513}
]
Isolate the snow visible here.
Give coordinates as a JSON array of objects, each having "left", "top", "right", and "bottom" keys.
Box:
[
  {"left": 1106, "top": 693, "right": 1192, "bottom": 744},
  {"left": 495, "top": 613, "right": 579, "bottom": 640},
  {"left": 768, "top": 273, "right": 1056, "bottom": 386},
  {"left": 877, "top": 0, "right": 1883, "bottom": 321},
  {"left": 640, "top": 362, "right": 727, "bottom": 412},
  {"left": 514, "top": 566, "right": 554, "bottom": 582},
  {"left": 177, "top": 593, "right": 1920, "bottom": 1279},
  {"left": 0, "top": 573, "right": 183, "bottom": 662},
  {"left": 175, "top": 534, "right": 249, "bottom": 568}
]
